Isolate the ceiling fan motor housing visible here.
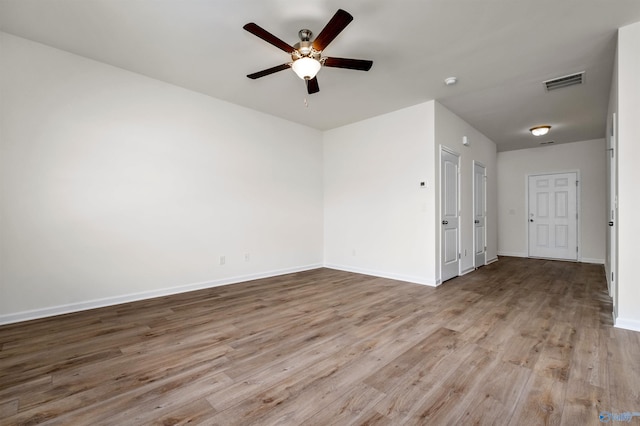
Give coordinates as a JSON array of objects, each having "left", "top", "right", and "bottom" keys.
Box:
[
  {"left": 298, "top": 29, "right": 312, "bottom": 42},
  {"left": 293, "top": 30, "right": 321, "bottom": 61}
]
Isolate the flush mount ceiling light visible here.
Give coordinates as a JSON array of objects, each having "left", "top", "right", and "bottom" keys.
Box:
[
  {"left": 530, "top": 125, "right": 551, "bottom": 136},
  {"left": 444, "top": 76, "right": 457, "bottom": 86}
]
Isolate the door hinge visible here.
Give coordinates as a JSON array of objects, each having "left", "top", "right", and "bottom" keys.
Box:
[
  {"left": 576, "top": 246, "right": 579, "bottom": 253},
  {"left": 458, "top": 253, "right": 461, "bottom": 260},
  {"left": 575, "top": 180, "right": 579, "bottom": 187}
]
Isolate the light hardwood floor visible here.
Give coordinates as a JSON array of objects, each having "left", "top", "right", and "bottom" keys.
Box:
[{"left": 1, "top": 257, "right": 639, "bottom": 425}]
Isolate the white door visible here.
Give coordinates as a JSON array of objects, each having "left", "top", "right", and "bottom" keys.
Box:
[
  {"left": 473, "top": 162, "right": 486, "bottom": 268},
  {"left": 528, "top": 172, "right": 578, "bottom": 260},
  {"left": 607, "top": 112, "right": 617, "bottom": 306},
  {"left": 441, "top": 149, "right": 460, "bottom": 282}
]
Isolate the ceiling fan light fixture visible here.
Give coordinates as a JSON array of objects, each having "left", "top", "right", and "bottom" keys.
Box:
[
  {"left": 292, "top": 57, "right": 321, "bottom": 80},
  {"left": 530, "top": 125, "right": 551, "bottom": 136}
]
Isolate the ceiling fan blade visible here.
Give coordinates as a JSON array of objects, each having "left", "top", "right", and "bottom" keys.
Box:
[
  {"left": 312, "top": 9, "right": 353, "bottom": 51},
  {"left": 243, "top": 23, "right": 295, "bottom": 53},
  {"left": 323, "top": 57, "right": 373, "bottom": 71},
  {"left": 306, "top": 77, "right": 320, "bottom": 94},
  {"left": 247, "top": 63, "right": 291, "bottom": 79}
]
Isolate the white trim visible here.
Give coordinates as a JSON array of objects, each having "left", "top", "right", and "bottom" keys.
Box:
[
  {"left": 324, "top": 263, "right": 437, "bottom": 287},
  {"left": 0, "top": 264, "right": 323, "bottom": 326},
  {"left": 581, "top": 258, "right": 605, "bottom": 265},
  {"left": 614, "top": 317, "right": 640, "bottom": 333},
  {"left": 486, "top": 256, "right": 499, "bottom": 264},
  {"left": 497, "top": 251, "right": 601, "bottom": 264},
  {"left": 497, "top": 251, "right": 528, "bottom": 258}
]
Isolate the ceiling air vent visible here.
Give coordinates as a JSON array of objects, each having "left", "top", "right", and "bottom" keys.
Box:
[{"left": 543, "top": 71, "right": 585, "bottom": 91}]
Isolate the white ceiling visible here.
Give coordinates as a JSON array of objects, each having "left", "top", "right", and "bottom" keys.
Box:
[{"left": 2, "top": 0, "right": 640, "bottom": 151}]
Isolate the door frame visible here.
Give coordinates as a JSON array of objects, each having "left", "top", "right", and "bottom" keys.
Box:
[
  {"left": 473, "top": 161, "right": 487, "bottom": 268},
  {"left": 525, "top": 170, "right": 581, "bottom": 261},
  {"left": 439, "top": 145, "right": 461, "bottom": 283}
]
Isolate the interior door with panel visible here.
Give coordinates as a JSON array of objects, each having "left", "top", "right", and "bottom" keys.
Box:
[
  {"left": 473, "top": 162, "right": 487, "bottom": 268},
  {"left": 607, "top": 112, "right": 617, "bottom": 306},
  {"left": 440, "top": 148, "right": 460, "bottom": 282},
  {"left": 528, "top": 172, "right": 578, "bottom": 260}
]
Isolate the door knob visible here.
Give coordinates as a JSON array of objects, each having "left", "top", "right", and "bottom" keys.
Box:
[
  {"left": 529, "top": 219, "right": 534, "bottom": 222},
  {"left": 474, "top": 220, "right": 480, "bottom": 224},
  {"left": 442, "top": 220, "right": 448, "bottom": 225},
  {"left": 609, "top": 221, "right": 614, "bottom": 226}
]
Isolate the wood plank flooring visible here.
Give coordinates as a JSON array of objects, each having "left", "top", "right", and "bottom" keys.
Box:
[{"left": 1, "top": 257, "right": 639, "bottom": 425}]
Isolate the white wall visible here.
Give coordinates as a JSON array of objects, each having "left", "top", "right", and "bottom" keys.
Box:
[
  {"left": 323, "top": 101, "right": 498, "bottom": 285},
  {"left": 0, "top": 33, "right": 324, "bottom": 323},
  {"left": 497, "top": 139, "right": 607, "bottom": 263},
  {"left": 616, "top": 22, "right": 640, "bottom": 331},
  {"left": 434, "top": 102, "right": 498, "bottom": 277},
  {"left": 323, "top": 102, "right": 437, "bottom": 285}
]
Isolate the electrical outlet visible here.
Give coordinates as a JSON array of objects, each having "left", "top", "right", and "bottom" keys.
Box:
[
  {"left": 220, "top": 256, "right": 225, "bottom": 265},
  {"left": 245, "top": 253, "right": 250, "bottom": 262}
]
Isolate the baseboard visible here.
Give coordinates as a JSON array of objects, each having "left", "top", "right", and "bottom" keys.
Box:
[
  {"left": 324, "top": 263, "right": 437, "bottom": 287},
  {"left": 614, "top": 317, "right": 640, "bottom": 333},
  {"left": 0, "top": 264, "right": 323, "bottom": 326},
  {"left": 580, "top": 258, "right": 605, "bottom": 264},
  {"left": 486, "top": 256, "right": 499, "bottom": 265},
  {"left": 496, "top": 252, "right": 604, "bottom": 265},
  {"left": 497, "top": 251, "right": 527, "bottom": 258}
]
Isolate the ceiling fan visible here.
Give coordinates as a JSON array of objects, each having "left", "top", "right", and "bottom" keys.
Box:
[{"left": 243, "top": 9, "right": 373, "bottom": 95}]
